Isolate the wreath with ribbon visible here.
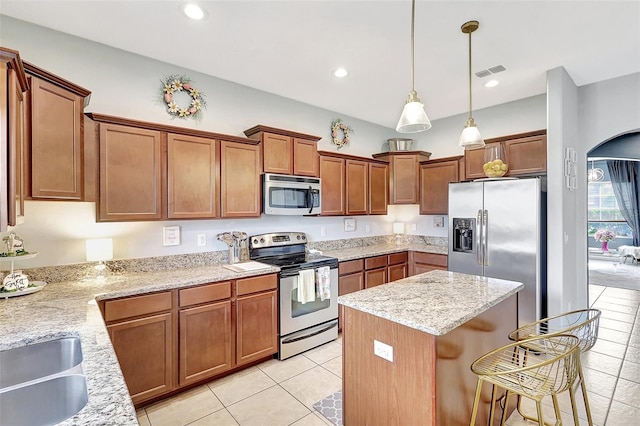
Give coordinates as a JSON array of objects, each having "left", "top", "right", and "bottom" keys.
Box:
[
  {"left": 161, "top": 75, "right": 206, "bottom": 120},
  {"left": 331, "top": 118, "right": 353, "bottom": 149}
]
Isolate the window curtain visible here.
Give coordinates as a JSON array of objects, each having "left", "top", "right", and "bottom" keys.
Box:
[{"left": 607, "top": 160, "right": 640, "bottom": 246}]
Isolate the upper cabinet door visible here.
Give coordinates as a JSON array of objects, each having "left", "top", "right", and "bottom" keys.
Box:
[
  {"left": 7, "top": 68, "right": 27, "bottom": 227},
  {"left": 99, "top": 123, "right": 163, "bottom": 221},
  {"left": 368, "top": 162, "right": 388, "bottom": 215},
  {"left": 420, "top": 158, "right": 460, "bottom": 215},
  {"left": 220, "top": 140, "right": 261, "bottom": 217},
  {"left": 293, "top": 138, "right": 319, "bottom": 177},
  {"left": 319, "top": 155, "right": 345, "bottom": 216},
  {"left": 346, "top": 159, "right": 368, "bottom": 215},
  {"left": 167, "top": 134, "right": 218, "bottom": 219},
  {"left": 262, "top": 132, "right": 292, "bottom": 175},
  {"left": 29, "top": 76, "right": 84, "bottom": 200},
  {"left": 503, "top": 135, "right": 547, "bottom": 176}
]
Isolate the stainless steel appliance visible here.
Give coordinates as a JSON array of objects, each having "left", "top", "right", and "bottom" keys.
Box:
[
  {"left": 262, "top": 173, "right": 321, "bottom": 215},
  {"left": 448, "top": 178, "right": 547, "bottom": 327},
  {"left": 249, "top": 232, "right": 339, "bottom": 360}
]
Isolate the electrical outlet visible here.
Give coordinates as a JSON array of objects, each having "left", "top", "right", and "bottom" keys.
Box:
[
  {"left": 410, "top": 223, "right": 417, "bottom": 231},
  {"left": 320, "top": 226, "right": 326, "bottom": 237},
  {"left": 163, "top": 226, "right": 181, "bottom": 246},
  {"left": 374, "top": 340, "right": 394, "bottom": 362},
  {"left": 365, "top": 225, "right": 371, "bottom": 233},
  {"left": 197, "top": 234, "right": 206, "bottom": 246}
]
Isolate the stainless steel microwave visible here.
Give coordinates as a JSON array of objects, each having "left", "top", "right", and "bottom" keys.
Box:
[{"left": 263, "top": 173, "right": 321, "bottom": 215}]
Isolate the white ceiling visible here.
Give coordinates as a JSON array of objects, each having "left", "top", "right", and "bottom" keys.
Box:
[{"left": 2, "top": 1, "right": 639, "bottom": 129}]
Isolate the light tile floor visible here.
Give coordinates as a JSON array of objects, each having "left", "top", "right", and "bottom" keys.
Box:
[{"left": 137, "top": 284, "right": 640, "bottom": 426}]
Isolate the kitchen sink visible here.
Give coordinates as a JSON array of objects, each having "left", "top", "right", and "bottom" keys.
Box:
[
  {"left": 0, "top": 337, "right": 83, "bottom": 389},
  {"left": 0, "top": 374, "right": 88, "bottom": 426}
]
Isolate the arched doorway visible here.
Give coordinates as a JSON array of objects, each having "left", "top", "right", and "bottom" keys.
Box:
[{"left": 587, "top": 132, "right": 640, "bottom": 290}]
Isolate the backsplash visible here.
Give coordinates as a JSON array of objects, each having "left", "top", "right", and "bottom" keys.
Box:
[{"left": 8, "top": 235, "right": 447, "bottom": 284}]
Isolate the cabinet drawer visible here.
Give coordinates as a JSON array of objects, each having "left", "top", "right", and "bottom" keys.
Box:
[
  {"left": 236, "top": 274, "right": 278, "bottom": 296},
  {"left": 413, "top": 252, "right": 448, "bottom": 268},
  {"left": 104, "top": 291, "right": 173, "bottom": 322},
  {"left": 339, "top": 259, "right": 364, "bottom": 276},
  {"left": 388, "top": 252, "right": 408, "bottom": 265},
  {"left": 179, "top": 281, "right": 232, "bottom": 308},
  {"left": 365, "top": 255, "right": 387, "bottom": 270}
]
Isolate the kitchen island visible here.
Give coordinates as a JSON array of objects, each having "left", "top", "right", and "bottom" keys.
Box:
[{"left": 338, "top": 270, "right": 524, "bottom": 426}]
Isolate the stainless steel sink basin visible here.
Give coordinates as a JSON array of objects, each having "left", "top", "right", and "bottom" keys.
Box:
[
  {"left": 0, "top": 337, "right": 83, "bottom": 389},
  {"left": 0, "top": 374, "right": 88, "bottom": 426}
]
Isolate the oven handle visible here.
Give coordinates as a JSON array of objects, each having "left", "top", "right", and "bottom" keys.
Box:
[{"left": 281, "top": 321, "right": 338, "bottom": 344}]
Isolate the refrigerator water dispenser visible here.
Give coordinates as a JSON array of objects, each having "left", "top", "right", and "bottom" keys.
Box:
[{"left": 452, "top": 218, "right": 475, "bottom": 253}]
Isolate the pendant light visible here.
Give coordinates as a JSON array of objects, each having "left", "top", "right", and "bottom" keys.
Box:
[
  {"left": 458, "top": 20, "right": 485, "bottom": 148},
  {"left": 396, "top": 0, "right": 431, "bottom": 133}
]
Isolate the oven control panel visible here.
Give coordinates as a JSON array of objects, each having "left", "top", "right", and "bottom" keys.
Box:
[{"left": 249, "top": 232, "right": 307, "bottom": 249}]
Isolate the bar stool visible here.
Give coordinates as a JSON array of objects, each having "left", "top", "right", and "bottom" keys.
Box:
[
  {"left": 469, "top": 334, "right": 581, "bottom": 426},
  {"left": 508, "top": 309, "right": 601, "bottom": 425}
]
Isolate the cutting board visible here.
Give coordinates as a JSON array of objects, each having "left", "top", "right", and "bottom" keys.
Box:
[{"left": 222, "top": 261, "right": 273, "bottom": 273}]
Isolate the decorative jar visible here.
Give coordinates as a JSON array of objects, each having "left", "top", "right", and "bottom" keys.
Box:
[
  {"left": 483, "top": 144, "right": 508, "bottom": 178},
  {"left": 602, "top": 241, "right": 608, "bottom": 252}
]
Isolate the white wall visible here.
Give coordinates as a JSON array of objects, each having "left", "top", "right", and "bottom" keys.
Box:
[{"left": 1, "top": 16, "right": 545, "bottom": 268}]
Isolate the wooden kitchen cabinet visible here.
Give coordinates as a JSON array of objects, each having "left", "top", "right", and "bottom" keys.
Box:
[
  {"left": 244, "top": 125, "right": 321, "bottom": 177},
  {"left": 104, "top": 291, "right": 176, "bottom": 405},
  {"left": 0, "top": 48, "right": 28, "bottom": 231},
  {"left": 464, "top": 130, "right": 547, "bottom": 180},
  {"left": 179, "top": 282, "right": 233, "bottom": 386},
  {"left": 24, "top": 63, "right": 90, "bottom": 201},
  {"left": 167, "top": 133, "right": 218, "bottom": 219},
  {"left": 368, "top": 162, "right": 388, "bottom": 215},
  {"left": 338, "top": 259, "right": 365, "bottom": 331},
  {"left": 320, "top": 154, "right": 346, "bottom": 215},
  {"left": 220, "top": 140, "right": 261, "bottom": 217},
  {"left": 320, "top": 151, "right": 389, "bottom": 216},
  {"left": 346, "top": 159, "right": 368, "bottom": 215},
  {"left": 364, "top": 255, "right": 387, "bottom": 288},
  {"left": 419, "top": 156, "right": 463, "bottom": 215},
  {"left": 98, "top": 123, "right": 163, "bottom": 221},
  {"left": 410, "top": 252, "right": 448, "bottom": 276},
  {"left": 236, "top": 274, "right": 278, "bottom": 366},
  {"left": 373, "top": 151, "right": 431, "bottom": 204},
  {"left": 387, "top": 252, "right": 408, "bottom": 282}
]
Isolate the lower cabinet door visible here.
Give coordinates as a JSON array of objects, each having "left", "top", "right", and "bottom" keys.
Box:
[
  {"left": 179, "top": 300, "right": 233, "bottom": 386},
  {"left": 107, "top": 313, "right": 174, "bottom": 404},
  {"left": 388, "top": 263, "right": 408, "bottom": 282},
  {"left": 236, "top": 291, "right": 278, "bottom": 366},
  {"left": 364, "top": 267, "right": 387, "bottom": 288},
  {"left": 338, "top": 272, "right": 364, "bottom": 330}
]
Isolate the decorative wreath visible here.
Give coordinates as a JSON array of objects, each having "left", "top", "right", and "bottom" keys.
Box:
[
  {"left": 331, "top": 118, "right": 353, "bottom": 149},
  {"left": 161, "top": 75, "right": 206, "bottom": 120}
]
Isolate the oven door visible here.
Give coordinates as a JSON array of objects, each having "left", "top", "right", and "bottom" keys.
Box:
[{"left": 279, "top": 267, "right": 338, "bottom": 336}]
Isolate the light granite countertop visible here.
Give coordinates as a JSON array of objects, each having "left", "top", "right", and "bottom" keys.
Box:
[
  {"left": 323, "top": 242, "right": 447, "bottom": 261},
  {"left": 0, "top": 263, "right": 279, "bottom": 426},
  {"left": 0, "top": 240, "right": 446, "bottom": 425},
  {"left": 337, "top": 269, "right": 524, "bottom": 335}
]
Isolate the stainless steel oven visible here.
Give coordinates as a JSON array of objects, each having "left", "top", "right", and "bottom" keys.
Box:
[{"left": 249, "top": 232, "right": 339, "bottom": 360}]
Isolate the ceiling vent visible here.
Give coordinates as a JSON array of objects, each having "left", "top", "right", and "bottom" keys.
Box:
[{"left": 475, "top": 65, "right": 506, "bottom": 78}]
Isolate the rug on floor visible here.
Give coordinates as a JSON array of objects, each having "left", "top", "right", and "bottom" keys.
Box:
[{"left": 313, "top": 390, "right": 342, "bottom": 426}]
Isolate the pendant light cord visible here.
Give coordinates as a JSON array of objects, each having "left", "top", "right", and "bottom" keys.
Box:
[
  {"left": 468, "top": 29, "right": 473, "bottom": 120},
  {"left": 410, "top": 0, "right": 416, "bottom": 93}
]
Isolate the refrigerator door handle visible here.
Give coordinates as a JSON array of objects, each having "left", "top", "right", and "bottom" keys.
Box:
[
  {"left": 483, "top": 209, "right": 489, "bottom": 266},
  {"left": 476, "top": 209, "right": 483, "bottom": 266}
]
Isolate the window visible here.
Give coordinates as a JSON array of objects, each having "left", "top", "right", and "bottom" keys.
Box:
[{"left": 587, "top": 160, "right": 633, "bottom": 238}]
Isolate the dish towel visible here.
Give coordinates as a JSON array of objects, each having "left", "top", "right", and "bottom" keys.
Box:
[
  {"left": 298, "top": 269, "right": 316, "bottom": 304},
  {"left": 317, "top": 266, "right": 331, "bottom": 301}
]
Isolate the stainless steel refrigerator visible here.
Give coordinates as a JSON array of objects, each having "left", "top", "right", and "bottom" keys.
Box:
[{"left": 448, "top": 178, "right": 547, "bottom": 327}]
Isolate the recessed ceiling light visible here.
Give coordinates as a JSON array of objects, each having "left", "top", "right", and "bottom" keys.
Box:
[
  {"left": 484, "top": 79, "right": 500, "bottom": 88},
  {"left": 182, "top": 3, "right": 207, "bottom": 20},
  {"left": 333, "top": 68, "right": 348, "bottom": 78}
]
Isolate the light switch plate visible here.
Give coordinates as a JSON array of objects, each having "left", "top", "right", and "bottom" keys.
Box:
[
  {"left": 163, "top": 226, "right": 181, "bottom": 246},
  {"left": 433, "top": 216, "right": 444, "bottom": 228},
  {"left": 344, "top": 218, "right": 356, "bottom": 232}
]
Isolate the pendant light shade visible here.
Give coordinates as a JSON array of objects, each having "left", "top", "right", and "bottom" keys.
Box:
[
  {"left": 458, "top": 20, "right": 485, "bottom": 148},
  {"left": 396, "top": 0, "right": 431, "bottom": 133}
]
